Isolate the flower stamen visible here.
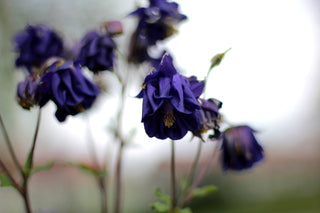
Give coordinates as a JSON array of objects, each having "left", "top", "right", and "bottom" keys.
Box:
[{"left": 164, "top": 111, "right": 175, "bottom": 128}]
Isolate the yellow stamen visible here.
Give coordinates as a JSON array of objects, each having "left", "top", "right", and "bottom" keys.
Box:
[{"left": 164, "top": 111, "right": 175, "bottom": 128}]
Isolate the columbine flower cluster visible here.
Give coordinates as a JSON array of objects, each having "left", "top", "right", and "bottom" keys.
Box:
[
  {"left": 13, "top": 21, "right": 123, "bottom": 121},
  {"left": 7, "top": 0, "right": 265, "bottom": 213}
]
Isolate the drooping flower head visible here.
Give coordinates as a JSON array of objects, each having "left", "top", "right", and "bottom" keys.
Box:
[
  {"left": 76, "top": 31, "right": 116, "bottom": 73},
  {"left": 193, "top": 98, "right": 223, "bottom": 140},
  {"left": 137, "top": 53, "right": 201, "bottom": 140},
  {"left": 221, "top": 125, "right": 264, "bottom": 171},
  {"left": 128, "top": 0, "right": 187, "bottom": 64},
  {"left": 36, "top": 59, "right": 100, "bottom": 122},
  {"left": 13, "top": 24, "right": 63, "bottom": 73},
  {"left": 16, "top": 75, "right": 39, "bottom": 110}
]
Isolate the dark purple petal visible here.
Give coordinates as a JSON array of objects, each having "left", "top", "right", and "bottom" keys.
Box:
[{"left": 221, "top": 125, "right": 264, "bottom": 171}]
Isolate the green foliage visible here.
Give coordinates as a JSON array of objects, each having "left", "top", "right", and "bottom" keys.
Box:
[
  {"left": 67, "top": 162, "right": 106, "bottom": 178},
  {"left": 31, "top": 162, "right": 54, "bottom": 175},
  {"left": 191, "top": 185, "right": 218, "bottom": 198},
  {"left": 151, "top": 202, "right": 170, "bottom": 212},
  {"left": 0, "top": 173, "right": 13, "bottom": 188}
]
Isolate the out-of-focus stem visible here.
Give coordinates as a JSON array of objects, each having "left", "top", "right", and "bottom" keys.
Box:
[
  {"left": 0, "top": 158, "right": 23, "bottom": 194},
  {"left": 187, "top": 140, "right": 202, "bottom": 185},
  {"left": 170, "top": 140, "right": 176, "bottom": 212},
  {"left": 0, "top": 113, "right": 23, "bottom": 174},
  {"left": 180, "top": 143, "right": 218, "bottom": 207},
  {"left": 85, "top": 115, "right": 108, "bottom": 213},
  {"left": 114, "top": 66, "right": 129, "bottom": 213}
]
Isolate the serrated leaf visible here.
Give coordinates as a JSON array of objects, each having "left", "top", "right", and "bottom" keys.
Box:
[
  {"left": 0, "top": 173, "right": 14, "bottom": 187},
  {"left": 151, "top": 201, "right": 170, "bottom": 212},
  {"left": 154, "top": 188, "right": 171, "bottom": 205},
  {"left": 191, "top": 185, "right": 218, "bottom": 198},
  {"left": 31, "top": 162, "right": 54, "bottom": 175},
  {"left": 209, "top": 48, "right": 231, "bottom": 71}
]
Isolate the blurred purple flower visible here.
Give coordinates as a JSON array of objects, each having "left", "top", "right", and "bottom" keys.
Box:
[
  {"left": 77, "top": 31, "right": 116, "bottom": 73},
  {"left": 36, "top": 60, "right": 100, "bottom": 122},
  {"left": 128, "top": 0, "right": 186, "bottom": 64},
  {"left": 193, "top": 98, "right": 222, "bottom": 140},
  {"left": 16, "top": 75, "right": 39, "bottom": 110},
  {"left": 137, "top": 53, "right": 201, "bottom": 140},
  {"left": 221, "top": 125, "right": 264, "bottom": 171},
  {"left": 14, "top": 24, "right": 63, "bottom": 73}
]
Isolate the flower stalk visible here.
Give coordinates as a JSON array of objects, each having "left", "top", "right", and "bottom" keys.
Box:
[{"left": 170, "top": 140, "right": 176, "bottom": 212}]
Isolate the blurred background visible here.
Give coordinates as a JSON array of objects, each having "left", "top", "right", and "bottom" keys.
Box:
[{"left": 0, "top": 0, "right": 319, "bottom": 212}]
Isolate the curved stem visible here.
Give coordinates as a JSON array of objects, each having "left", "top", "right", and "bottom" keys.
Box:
[
  {"left": 0, "top": 113, "right": 23, "bottom": 174},
  {"left": 170, "top": 140, "right": 176, "bottom": 212}
]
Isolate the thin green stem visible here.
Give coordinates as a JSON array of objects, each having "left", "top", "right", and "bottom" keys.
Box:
[
  {"left": 187, "top": 140, "right": 202, "bottom": 186},
  {"left": 24, "top": 109, "right": 41, "bottom": 177},
  {"left": 85, "top": 114, "right": 108, "bottom": 213},
  {"left": 179, "top": 143, "right": 218, "bottom": 207},
  {"left": 97, "top": 175, "right": 108, "bottom": 213},
  {"left": 170, "top": 140, "right": 176, "bottom": 212},
  {"left": 0, "top": 113, "right": 23, "bottom": 174},
  {"left": 114, "top": 61, "right": 129, "bottom": 213}
]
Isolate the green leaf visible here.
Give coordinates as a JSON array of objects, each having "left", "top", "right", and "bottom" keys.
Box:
[
  {"left": 23, "top": 152, "right": 33, "bottom": 177},
  {"left": 179, "top": 176, "right": 189, "bottom": 192},
  {"left": 31, "top": 162, "right": 54, "bottom": 175},
  {"left": 173, "top": 207, "right": 193, "bottom": 213},
  {"left": 191, "top": 185, "right": 218, "bottom": 198},
  {"left": 151, "top": 202, "right": 170, "bottom": 212},
  {"left": 154, "top": 188, "right": 171, "bottom": 205},
  {"left": 67, "top": 162, "right": 104, "bottom": 177},
  {"left": 209, "top": 48, "right": 231, "bottom": 71},
  {"left": 0, "top": 173, "right": 14, "bottom": 187}
]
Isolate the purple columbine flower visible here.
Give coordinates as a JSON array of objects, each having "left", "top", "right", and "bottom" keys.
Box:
[
  {"left": 137, "top": 53, "right": 201, "bottom": 140},
  {"left": 36, "top": 60, "right": 100, "bottom": 122},
  {"left": 16, "top": 75, "right": 39, "bottom": 110},
  {"left": 77, "top": 31, "right": 116, "bottom": 73},
  {"left": 193, "top": 98, "right": 223, "bottom": 140},
  {"left": 13, "top": 24, "right": 63, "bottom": 73},
  {"left": 128, "top": 0, "right": 187, "bottom": 64},
  {"left": 221, "top": 125, "right": 264, "bottom": 171}
]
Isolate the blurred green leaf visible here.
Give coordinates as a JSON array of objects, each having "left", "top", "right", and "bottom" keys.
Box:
[
  {"left": 23, "top": 152, "right": 33, "bottom": 177},
  {"left": 179, "top": 176, "right": 189, "bottom": 192},
  {"left": 151, "top": 202, "right": 170, "bottom": 212},
  {"left": 67, "top": 162, "right": 105, "bottom": 177},
  {"left": 154, "top": 188, "right": 172, "bottom": 205},
  {"left": 31, "top": 162, "right": 54, "bottom": 175},
  {"left": 191, "top": 185, "right": 218, "bottom": 198},
  {"left": 173, "top": 207, "right": 193, "bottom": 213},
  {"left": 0, "top": 173, "right": 13, "bottom": 187}
]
